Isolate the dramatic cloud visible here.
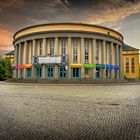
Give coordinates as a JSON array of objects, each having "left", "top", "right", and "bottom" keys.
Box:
[
  {"left": 0, "top": 0, "right": 24, "bottom": 9},
  {"left": 0, "top": 26, "right": 13, "bottom": 56},
  {"left": 0, "top": 0, "right": 140, "bottom": 54}
]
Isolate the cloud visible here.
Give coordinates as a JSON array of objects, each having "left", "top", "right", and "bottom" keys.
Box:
[
  {"left": 0, "top": 26, "right": 13, "bottom": 51},
  {"left": 1, "top": 0, "right": 140, "bottom": 54},
  {"left": 0, "top": 0, "right": 24, "bottom": 9},
  {"left": 56, "top": 0, "right": 140, "bottom": 30}
]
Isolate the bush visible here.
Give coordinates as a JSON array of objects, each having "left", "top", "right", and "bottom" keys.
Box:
[{"left": 0, "top": 58, "right": 13, "bottom": 80}]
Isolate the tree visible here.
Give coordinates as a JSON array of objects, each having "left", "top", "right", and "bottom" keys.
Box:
[{"left": 0, "top": 58, "right": 13, "bottom": 80}]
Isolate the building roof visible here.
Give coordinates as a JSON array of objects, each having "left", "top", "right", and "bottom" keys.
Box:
[
  {"left": 13, "top": 22, "right": 123, "bottom": 42},
  {"left": 6, "top": 50, "right": 14, "bottom": 55},
  {"left": 122, "top": 44, "right": 139, "bottom": 51}
]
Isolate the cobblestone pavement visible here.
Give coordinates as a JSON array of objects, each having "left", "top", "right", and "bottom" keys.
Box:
[{"left": 0, "top": 82, "right": 140, "bottom": 140}]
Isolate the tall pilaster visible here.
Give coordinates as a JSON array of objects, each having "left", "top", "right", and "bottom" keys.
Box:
[
  {"left": 81, "top": 38, "right": 84, "bottom": 79},
  {"left": 54, "top": 37, "right": 58, "bottom": 79},
  {"left": 18, "top": 43, "right": 22, "bottom": 78},
  {"left": 119, "top": 46, "right": 123, "bottom": 79},
  {"left": 23, "top": 41, "right": 27, "bottom": 78},
  {"left": 42, "top": 38, "right": 46, "bottom": 79},
  {"left": 92, "top": 39, "right": 96, "bottom": 79},
  {"left": 102, "top": 40, "right": 106, "bottom": 79},
  {"left": 111, "top": 42, "right": 114, "bottom": 79},
  {"left": 116, "top": 44, "right": 120, "bottom": 79},
  {"left": 68, "top": 37, "right": 71, "bottom": 79},
  {"left": 13, "top": 45, "right": 18, "bottom": 78},
  {"left": 32, "top": 39, "right": 36, "bottom": 79}
]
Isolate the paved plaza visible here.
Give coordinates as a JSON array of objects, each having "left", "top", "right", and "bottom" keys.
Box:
[{"left": 0, "top": 82, "right": 140, "bottom": 140}]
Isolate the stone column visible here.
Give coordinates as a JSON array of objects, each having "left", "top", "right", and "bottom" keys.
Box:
[
  {"left": 102, "top": 40, "right": 106, "bottom": 79},
  {"left": 18, "top": 43, "right": 22, "bottom": 78},
  {"left": 81, "top": 38, "right": 84, "bottom": 79},
  {"left": 92, "top": 39, "right": 96, "bottom": 79},
  {"left": 54, "top": 37, "right": 58, "bottom": 79},
  {"left": 42, "top": 38, "right": 46, "bottom": 79},
  {"left": 32, "top": 39, "right": 36, "bottom": 79},
  {"left": 111, "top": 42, "right": 114, "bottom": 79},
  {"left": 119, "top": 46, "right": 123, "bottom": 79},
  {"left": 116, "top": 44, "right": 120, "bottom": 79},
  {"left": 68, "top": 37, "right": 72, "bottom": 79},
  {"left": 13, "top": 45, "right": 18, "bottom": 78},
  {"left": 23, "top": 41, "right": 27, "bottom": 78}
]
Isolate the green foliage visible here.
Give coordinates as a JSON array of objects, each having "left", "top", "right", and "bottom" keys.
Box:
[{"left": 0, "top": 58, "right": 13, "bottom": 80}]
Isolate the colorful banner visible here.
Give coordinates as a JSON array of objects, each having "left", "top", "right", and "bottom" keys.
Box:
[
  {"left": 70, "top": 64, "right": 83, "bottom": 68},
  {"left": 83, "top": 64, "right": 95, "bottom": 69}
]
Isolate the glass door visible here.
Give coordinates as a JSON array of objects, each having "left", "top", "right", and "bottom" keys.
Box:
[
  {"left": 36, "top": 67, "right": 41, "bottom": 79},
  {"left": 60, "top": 67, "right": 66, "bottom": 78},
  {"left": 72, "top": 68, "right": 80, "bottom": 78},
  {"left": 96, "top": 68, "right": 100, "bottom": 79},
  {"left": 48, "top": 67, "right": 54, "bottom": 78}
]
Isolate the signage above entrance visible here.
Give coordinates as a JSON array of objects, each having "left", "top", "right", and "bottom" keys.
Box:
[{"left": 38, "top": 56, "right": 61, "bottom": 64}]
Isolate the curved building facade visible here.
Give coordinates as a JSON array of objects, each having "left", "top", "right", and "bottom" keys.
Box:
[{"left": 13, "top": 23, "right": 123, "bottom": 80}]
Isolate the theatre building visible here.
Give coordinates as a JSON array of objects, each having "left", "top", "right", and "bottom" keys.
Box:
[{"left": 13, "top": 23, "right": 123, "bottom": 80}]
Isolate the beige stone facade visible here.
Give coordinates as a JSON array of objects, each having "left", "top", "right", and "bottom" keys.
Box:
[{"left": 13, "top": 23, "right": 123, "bottom": 80}]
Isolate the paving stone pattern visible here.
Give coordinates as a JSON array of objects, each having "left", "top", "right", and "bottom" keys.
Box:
[{"left": 0, "top": 83, "right": 140, "bottom": 140}]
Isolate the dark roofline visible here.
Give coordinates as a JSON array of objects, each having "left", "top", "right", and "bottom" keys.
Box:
[
  {"left": 6, "top": 50, "right": 14, "bottom": 55},
  {"left": 122, "top": 44, "right": 139, "bottom": 51},
  {"left": 13, "top": 23, "right": 123, "bottom": 40}
]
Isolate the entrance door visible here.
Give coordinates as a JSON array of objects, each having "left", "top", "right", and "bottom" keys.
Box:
[
  {"left": 60, "top": 67, "right": 66, "bottom": 78},
  {"left": 96, "top": 69, "right": 100, "bottom": 79},
  {"left": 36, "top": 67, "right": 41, "bottom": 79},
  {"left": 48, "top": 67, "right": 54, "bottom": 78},
  {"left": 72, "top": 68, "right": 80, "bottom": 78}
]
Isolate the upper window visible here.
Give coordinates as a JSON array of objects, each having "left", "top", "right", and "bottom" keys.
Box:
[
  {"left": 40, "top": 40, "right": 43, "bottom": 55},
  {"left": 62, "top": 38, "right": 66, "bottom": 55},
  {"left": 96, "top": 41, "right": 99, "bottom": 64},
  {"left": 126, "top": 58, "right": 129, "bottom": 73},
  {"left": 73, "top": 39, "right": 78, "bottom": 63},
  {"left": 84, "top": 40, "right": 89, "bottom": 64},
  {"left": 131, "top": 58, "right": 135, "bottom": 73},
  {"left": 50, "top": 39, "right": 54, "bottom": 56}
]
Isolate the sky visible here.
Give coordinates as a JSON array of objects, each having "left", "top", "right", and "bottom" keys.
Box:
[{"left": 0, "top": 0, "right": 140, "bottom": 56}]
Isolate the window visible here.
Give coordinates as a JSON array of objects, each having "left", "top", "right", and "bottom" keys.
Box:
[
  {"left": 73, "top": 39, "right": 78, "bottom": 63},
  {"left": 50, "top": 39, "right": 54, "bottom": 56},
  {"left": 131, "top": 58, "right": 135, "bottom": 73},
  {"left": 73, "top": 68, "right": 80, "bottom": 78},
  {"left": 126, "top": 58, "right": 129, "bottom": 73},
  {"left": 96, "top": 41, "right": 99, "bottom": 63},
  {"left": 62, "top": 38, "right": 66, "bottom": 55},
  {"left": 84, "top": 40, "right": 89, "bottom": 64},
  {"left": 48, "top": 67, "right": 54, "bottom": 77},
  {"left": 60, "top": 67, "right": 66, "bottom": 78},
  {"left": 85, "top": 68, "right": 89, "bottom": 75},
  {"left": 40, "top": 40, "right": 43, "bottom": 55},
  {"left": 62, "top": 39, "right": 66, "bottom": 63},
  {"left": 36, "top": 67, "right": 42, "bottom": 78},
  {"left": 26, "top": 68, "right": 31, "bottom": 78}
]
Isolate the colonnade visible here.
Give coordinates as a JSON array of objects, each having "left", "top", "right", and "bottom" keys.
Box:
[{"left": 14, "top": 37, "right": 123, "bottom": 80}]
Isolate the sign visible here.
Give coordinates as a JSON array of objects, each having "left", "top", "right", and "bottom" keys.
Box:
[{"left": 38, "top": 56, "right": 61, "bottom": 64}]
